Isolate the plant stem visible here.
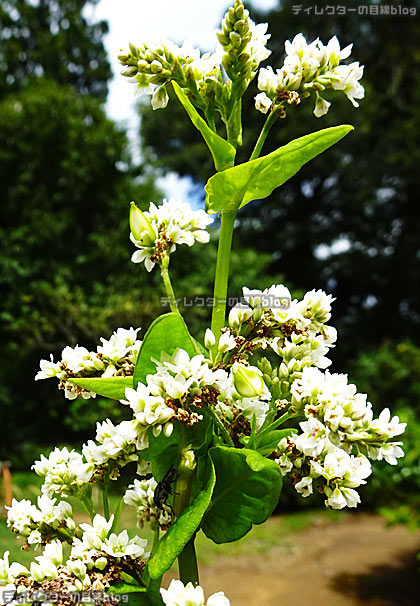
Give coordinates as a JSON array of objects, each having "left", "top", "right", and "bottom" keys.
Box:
[
  {"left": 249, "top": 109, "right": 279, "bottom": 161},
  {"left": 160, "top": 256, "right": 179, "bottom": 313},
  {"left": 173, "top": 431, "right": 199, "bottom": 585},
  {"left": 102, "top": 483, "right": 110, "bottom": 520},
  {"left": 257, "top": 411, "right": 297, "bottom": 442},
  {"left": 178, "top": 539, "right": 199, "bottom": 586},
  {"left": 81, "top": 495, "right": 95, "bottom": 521},
  {"left": 210, "top": 209, "right": 237, "bottom": 345},
  {"left": 209, "top": 408, "right": 234, "bottom": 447}
]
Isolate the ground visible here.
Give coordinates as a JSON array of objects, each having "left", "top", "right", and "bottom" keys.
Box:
[{"left": 194, "top": 513, "right": 420, "bottom": 606}]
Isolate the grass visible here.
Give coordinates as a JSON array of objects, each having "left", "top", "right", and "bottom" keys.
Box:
[{"left": 1, "top": 472, "right": 346, "bottom": 569}]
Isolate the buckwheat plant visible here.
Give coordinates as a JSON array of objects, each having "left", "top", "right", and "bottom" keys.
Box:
[{"left": 3, "top": 3, "right": 405, "bottom": 605}]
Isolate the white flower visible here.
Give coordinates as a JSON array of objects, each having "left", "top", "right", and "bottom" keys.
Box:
[
  {"left": 247, "top": 20, "right": 271, "bottom": 69},
  {"left": 124, "top": 478, "right": 172, "bottom": 529},
  {"left": 207, "top": 593, "right": 230, "bottom": 606},
  {"left": 295, "top": 418, "right": 329, "bottom": 457},
  {"left": 80, "top": 514, "right": 114, "bottom": 545},
  {"left": 314, "top": 93, "right": 331, "bottom": 117},
  {"left": 324, "top": 486, "right": 349, "bottom": 510},
  {"left": 275, "top": 454, "right": 294, "bottom": 476},
  {"left": 97, "top": 327, "right": 141, "bottom": 364},
  {"left": 160, "top": 580, "right": 230, "bottom": 606},
  {"left": 369, "top": 408, "right": 406, "bottom": 439},
  {"left": 102, "top": 530, "right": 148, "bottom": 559},
  {"left": 295, "top": 476, "right": 313, "bottom": 497},
  {"left": 217, "top": 332, "right": 237, "bottom": 353},
  {"left": 130, "top": 199, "right": 213, "bottom": 271},
  {"left": 160, "top": 580, "right": 205, "bottom": 606},
  {"left": 255, "top": 91, "right": 272, "bottom": 114},
  {"left": 122, "top": 386, "right": 175, "bottom": 427},
  {"left": 41, "top": 541, "right": 63, "bottom": 567},
  {"left": 0, "top": 552, "right": 29, "bottom": 586},
  {"left": 35, "top": 355, "right": 62, "bottom": 381},
  {"left": 32, "top": 447, "right": 94, "bottom": 498}
]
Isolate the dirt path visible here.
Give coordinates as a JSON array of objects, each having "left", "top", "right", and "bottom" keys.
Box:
[{"left": 198, "top": 514, "right": 420, "bottom": 606}]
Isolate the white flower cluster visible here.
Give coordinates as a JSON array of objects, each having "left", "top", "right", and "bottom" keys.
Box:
[
  {"left": 82, "top": 418, "right": 149, "bottom": 479},
  {"left": 275, "top": 367, "right": 406, "bottom": 508},
  {"left": 35, "top": 327, "right": 142, "bottom": 400},
  {"left": 124, "top": 477, "right": 172, "bottom": 530},
  {"left": 122, "top": 348, "right": 228, "bottom": 433},
  {"left": 32, "top": 447, "right": 94, "bottom": 498},
  {"left": 227, "top": 285, "right": 336, "bottom": 371},
  {"left": 161, "top": 580, "right": 230, "bottom": 606},
  {"left": 256, "top": 34, "right": 364, "bottom": 117},
  {"left": 130, "top": 199, "right": 213, "bottom": 272},
  {"left": 6, "top": 495, "right": 75, "bottom": 546},
  {"left": 71, "top": 514, "right": 148, "bottom": 562},
  {"left": 0, "top": 521, "right": 149, "bottom": 606}
]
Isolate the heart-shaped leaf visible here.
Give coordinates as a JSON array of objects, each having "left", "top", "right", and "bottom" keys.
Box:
[
  {"left": 202, "top": 446, "right": 282, "bottom": 543},
  {"left": 205, "top": 125, "right": 353, "bottom": 213},
  {"left": 172, "top": 82, "right": 236, "bottom": 172},
  {"left": 68, "top": 376, "right": 133, "bottom": 400},
  {"left": 133, "top": 313, "right": 200, "bottom": 388}
]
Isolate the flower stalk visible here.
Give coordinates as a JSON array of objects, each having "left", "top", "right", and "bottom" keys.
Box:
[{"left": 210, "top": 209, "right": 237, "bottom": 347}]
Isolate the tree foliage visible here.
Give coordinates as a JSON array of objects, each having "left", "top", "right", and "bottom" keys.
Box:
[{"left": 0, "top": 0, "right": 111, "bottom": 99}]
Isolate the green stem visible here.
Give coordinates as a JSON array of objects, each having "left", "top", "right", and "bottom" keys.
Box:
[
  {"left": 102, "top": 483, "right": 110, "bottom": 520},
  {"left": 249, "top": 109, "right": 279, "bottom": 161},
  {"left": 81, "top": 495, "right": 95, "bottom": 521},
  {"left": 173, "top": 431, "right": 199, "bottom": 585},
  {"left": 210, "top": 209, "right": 237, "bottom": 346},
  {"left": 178, "top": 539, "right": 199, "bottom": 586},
  {"left": 160, "top": 256, "right": 179, "bottom": 313},
  {"left": 256, "top": 411, "right": 297, "bottom": 442},
  {"left": 209, "top": 408, "right": 234, "bottom": 447}
]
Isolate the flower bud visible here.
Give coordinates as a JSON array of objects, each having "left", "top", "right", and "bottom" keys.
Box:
[
  {"left": 30, "top": 563, "right": 45, "bottom": 583},
  {"left": 129, "top": 42, "right": 138, "bottom": 56},
  {"left": 152, "top": 84, "right": 169, "bottom": 109},
  {"left": 204, "top": 328, "right": 216, "bottom": 349},
  {"left": 94, "top": 557, "right": 108, "bottom": 571},
  {"left": 130, "top": 202, "right": 156, "bottom": 245},
  {"left": 150, "top": 60, "right": 163, "bottom": 73},
  {"left": 232, "top": 363, "right": 265, "bottom": 398},
  {"left": 229, "top": 31, "right": 242, "bottom": 47},
  {"left": 68, "top": 560, "right": 87, "bottom": 581}
]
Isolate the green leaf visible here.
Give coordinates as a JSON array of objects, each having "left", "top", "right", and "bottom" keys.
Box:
[
  {"left": 134, "top": 313, "right": 199, "bottom": 387},
  {"left": 172, "top": 82, "right": 236, "bottom": 172},
  {"left": 141, "top": 423, "right": 181, "bottom": 482},
  {"left": 68, "top": 376, "right": 133, "bottom": 400},
  {"left": 202, "top": 446, "right": 282, "bottom": 543},
  {"left": 147, "top": 457, "right": 216, "bottom": 579},
  {"left": 205, "top": 125, "right": 353, "bottom": 213},
  {"left": 255, "top": 428, "right": 297, "bottom": 456},
  {"left": 108, "top": 583, "right": 146, "bottom": 594}
]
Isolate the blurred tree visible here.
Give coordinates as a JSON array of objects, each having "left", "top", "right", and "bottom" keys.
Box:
[
  {"left": 138, "top": 0, "right": 420, "bottom": 367},
  {"left": 0, "top": 0, "right": 162, "bottom": 464},
  {"left": 0, "top": 79, "right": 163, "bottom": 464},
  {"left": 0, "top": 0, "right": 111, "bottom": 100}
]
